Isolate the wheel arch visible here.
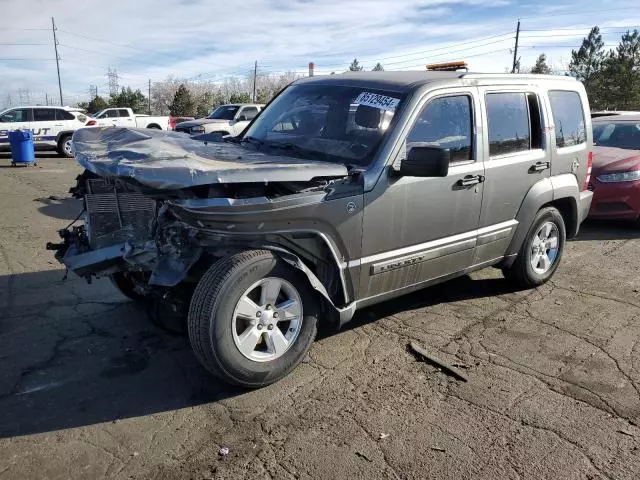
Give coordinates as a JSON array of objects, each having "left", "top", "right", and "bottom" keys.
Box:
[
  {"left": 502, "top": 175, "right": 580, "bottom": 266},
  {"left": 196, "top": 232, "right": 356, "bottom": 326},
  {"left": 55, "top": 130, "right": 75, "bottom": 143},
  {"left": 146, "top": 123, "right": 162, "bottom": 129}
]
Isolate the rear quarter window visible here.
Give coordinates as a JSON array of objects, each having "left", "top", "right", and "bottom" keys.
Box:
[{"left": 548, "top": 90, "right": 586, "bottom": 148}]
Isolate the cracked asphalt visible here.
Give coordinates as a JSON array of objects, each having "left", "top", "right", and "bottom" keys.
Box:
[{"left": 1, "top": 154, "right": 640, "bottom": 479}]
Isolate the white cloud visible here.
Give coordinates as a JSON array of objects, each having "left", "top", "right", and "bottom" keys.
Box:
[{"left": 0, "top": 0, "right": 639, "bottom": 107}]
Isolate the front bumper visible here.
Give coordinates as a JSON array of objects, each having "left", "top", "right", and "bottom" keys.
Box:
[{"left": 588, "top": 179, "right": 640, "bottom": 220}]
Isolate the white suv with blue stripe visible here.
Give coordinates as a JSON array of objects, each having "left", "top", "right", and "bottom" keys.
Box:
[{"left": 0, "top": 106, "right": 91, "bottom": 158}]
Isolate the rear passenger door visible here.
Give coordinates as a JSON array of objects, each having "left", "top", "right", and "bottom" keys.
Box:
[
  {"left": 547, "top": 90, "right": 589, "bottom": 181},
  {"left": 117, "top": 109, "right": 135, "bottom": 127},
  {"left": 32, "top": 108, "right": 59, "bottom": 146},
  {"left": 474, "top": 88, "right": 551, "bottom": 264}
]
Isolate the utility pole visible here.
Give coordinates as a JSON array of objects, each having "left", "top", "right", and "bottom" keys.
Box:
[
  {"left": 148, "top": 79, "right": 151, "bottom": 115},
  {"left": 252, "top": 60, "right": 258, "bottom": 102},
  {"left": 45, "top": 93, "right": 49, "bottom": 106},
  {"left": 51, "top": 17, "right": 63, "bottom": 105},
  {"left": 511, "top": 19, "right": 521, "bottom": 74}
]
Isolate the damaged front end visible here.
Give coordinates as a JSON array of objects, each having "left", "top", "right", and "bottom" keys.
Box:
[{"left": 48, "top": 127, "right": 362, "bottom": 327}]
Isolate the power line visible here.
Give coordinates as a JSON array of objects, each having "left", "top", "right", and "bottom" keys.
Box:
[
  {"left": 521, "top": 25, "right": 640, "bottom": 31},
  {"left": 0, "top": 42, "right": 48, "bottom": 46},
  {"left": 0, "top": 58, "right": 55, "bottom": 61},
  {"left": 519, "top": 7, "right": 634, "bottom": 20},
  {"left": 57, "top": 28, "right": 253, "bottom": 72}
]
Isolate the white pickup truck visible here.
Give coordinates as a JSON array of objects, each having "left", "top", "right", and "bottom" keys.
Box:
[{"left": 92, "top": 108, "right": 174, "bottom": 130}]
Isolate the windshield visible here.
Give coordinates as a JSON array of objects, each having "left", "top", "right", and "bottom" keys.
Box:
[
  {"left": 242, "top": 84, "right": 403, "bottom": 166},
  {"left": 208, "top": 105, "right": 239, "bottom": 120},
  {"left": 593, "top": 121, "right": 640, "bottom": 150}
]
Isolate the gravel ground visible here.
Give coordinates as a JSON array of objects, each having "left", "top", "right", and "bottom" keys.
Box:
[{"left": 1, "top": 153, "right": 639, "bottom": 480}]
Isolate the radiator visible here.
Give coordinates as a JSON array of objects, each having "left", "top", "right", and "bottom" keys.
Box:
[{"left": 84, "top": 179, "right": 157, "bottom": 249}]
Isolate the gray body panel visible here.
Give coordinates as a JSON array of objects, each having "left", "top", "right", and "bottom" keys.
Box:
[{"left": 59, "top": 71, "right": 594, "bottom": 325}]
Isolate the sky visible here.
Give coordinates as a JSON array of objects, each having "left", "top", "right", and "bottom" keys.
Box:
[{"left": 1, "top": 0, "right": 639, "bottom": 108}]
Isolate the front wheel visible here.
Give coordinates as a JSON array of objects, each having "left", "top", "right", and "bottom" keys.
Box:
[
  {"left": 57, "top": 134, "right": 73, "bottom": 158},
  {"left": 502, "top": 207, "right": 566, "bottom": 288},
  {"left": 188, "top": 250, "right": 319, "bottom": 388}
]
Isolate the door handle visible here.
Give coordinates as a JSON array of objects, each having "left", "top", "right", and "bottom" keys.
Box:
[
  {"left": 457, "top": 175, "right": 484, "bottom": 187},
  {"left": 530, "top": 161, "right": 550, "bottom": 172}
]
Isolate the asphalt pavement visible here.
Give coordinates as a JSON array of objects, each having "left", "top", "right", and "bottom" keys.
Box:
[{"left": 1, "top": 153, "right": 639, "bottom": 479}]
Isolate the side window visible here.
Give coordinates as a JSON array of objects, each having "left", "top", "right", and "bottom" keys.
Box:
[
  {"left": 240, "top": 107, "right": 258, "bottom": 121},
  {"left": 56, "top": 110, "right": 76, "bottom": 121},
  {"left": 104, "top": 110, "right": 119, "bottom": 118},
  {"left": 406, "top": 95, "right": 473, "bottom": 162},
  {"left": 486, "top": 93, "right": 534, "bottom": 156},
  {"left": 32, "top": 108, "right": 57, "bottom": 122},
  {"left": 548, "top": 90, "right": 586, "bottom": 148},
  {"left": 0, "top": 108, "right": 30, "bottom": 123},
  {"left": 117, "top": 109, "right": 130, "bottom": 117}
]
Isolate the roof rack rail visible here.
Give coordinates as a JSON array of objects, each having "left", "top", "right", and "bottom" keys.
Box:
[{"left": 459, "top": 73, "right": 576, "bottom": 81}]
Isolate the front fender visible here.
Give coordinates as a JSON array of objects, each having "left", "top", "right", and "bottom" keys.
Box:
[{"left": 266, "top": 246, "right": 356, "bottom": 326}]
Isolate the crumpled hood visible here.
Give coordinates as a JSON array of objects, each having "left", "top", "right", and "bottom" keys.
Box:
[
  {"left": 176, "top": 118, "right": 230, "bottom": 128},
  {"left": 592, "top": 146, "right": 640, "bottom": 175},
  {"left": 71, "top": 127, "right": 349, "bottom": 190}
]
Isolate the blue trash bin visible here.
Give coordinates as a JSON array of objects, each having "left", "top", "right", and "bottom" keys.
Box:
[{"left": 9, "top": 130, "right": 36, "bottom": 165}]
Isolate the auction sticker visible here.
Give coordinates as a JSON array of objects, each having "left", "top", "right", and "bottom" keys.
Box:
[{"left": 354, "top": 92, "right": 400, "bottom": 111}]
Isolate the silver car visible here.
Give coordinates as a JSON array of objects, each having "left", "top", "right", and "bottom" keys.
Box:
[{"left": 50, "top": 72, "right": 593, "bottom": 387}]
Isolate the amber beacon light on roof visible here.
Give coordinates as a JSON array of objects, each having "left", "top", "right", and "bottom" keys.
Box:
[{"left": 426, "top": 61, "right": 469, "bottom": 71}]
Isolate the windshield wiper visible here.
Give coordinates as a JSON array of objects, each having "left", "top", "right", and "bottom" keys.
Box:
[
  {"left": 266, "top": 141, "right": 327, "bottom": 161},
  {"left": 240, "top": 136, "right": 265, "bottom": 148}
]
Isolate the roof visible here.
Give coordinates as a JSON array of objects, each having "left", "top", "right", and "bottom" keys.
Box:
[
  {"left": 593, "top": 114, "right": 640, "bottom": 123},
  {"left": 294, "top": 71, "right": 578, "bottom": 92},
  {"left": 1, "top": 105, "right": 82, "bottom": 110},
  {"left": 224, "top": 103, "right": 265, "bottom": 107}
]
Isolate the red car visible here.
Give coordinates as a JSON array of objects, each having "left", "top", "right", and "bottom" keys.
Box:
[{"left": 589, "top": 115, "right": 640, "bottom": 222}]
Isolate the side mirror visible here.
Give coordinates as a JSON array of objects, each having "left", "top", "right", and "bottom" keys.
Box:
[{"left": 399, "top": 145, "right": 450, "bottom": 177}]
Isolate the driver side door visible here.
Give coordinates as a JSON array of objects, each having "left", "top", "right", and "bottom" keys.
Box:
[{"left": 358, "top": 89, "right": 485, "bottom": 302}]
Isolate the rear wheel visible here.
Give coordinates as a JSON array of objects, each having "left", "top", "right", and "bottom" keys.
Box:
[
  {"left": 188, "top": 250, "right": 318, "bottom": 387},
  {"left": 57, "top": 134, "right": 73, "bottom": 158},
  {"left": 502, "top": 207, "right": 566, "bottom": 288}
]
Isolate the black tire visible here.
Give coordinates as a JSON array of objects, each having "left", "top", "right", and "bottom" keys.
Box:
[
  {"left": 56, "top": 134, "right": 73, "bottom": 158},
  {"left": 146, "top": 124, "right": 162, "bottom": 129},
  {"left": 110, "top": 272, "right": 147, "bottom": 302},
  {"left": 502, "top": 207, "right": 566, "bottom": 288},
  {"left": 188, "top": 250, "right": 319, "bottom": 388},
  {"left": 110, "top": 272, "right": 186, "bottom": 334}
]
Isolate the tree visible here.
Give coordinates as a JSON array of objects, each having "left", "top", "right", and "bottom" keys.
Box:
[
  {"left": 109, "top": 87, "right": 147, "bottom": 113},
  {"left": 530, "top": 54, "right": 551, "bottom": 74},
  {"left": 87, "top": 95, "right": 108, "bottom": 114},
  {"left": 195, "top": 92, "right": 214, "bottom": 118},
  {"left": 570, "top": 27, "right": 606, "bottom": 108},
  {"left": 372, "top": 63, "right": 384, "bottom": 72},
  {"left": 349, "top": 58, "right": 363, "bottom": 71},
  {"left": 169, "top": 84, "right": 195, "bottom": 116},
  {"left": 229, "top": 92, "right": 252, "bottom": 104},
  {"left": 601, "top": 30, "right": 640, "bottom": 109}
]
